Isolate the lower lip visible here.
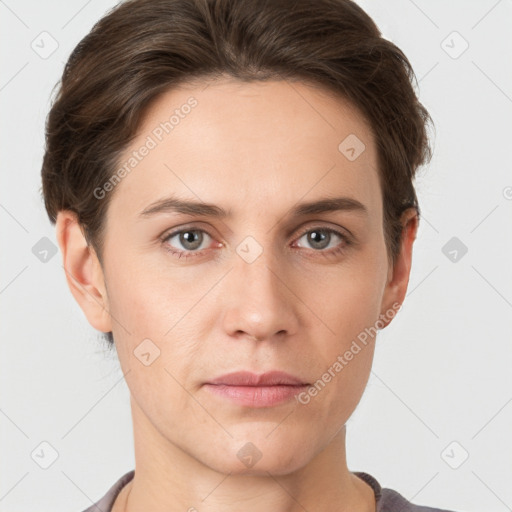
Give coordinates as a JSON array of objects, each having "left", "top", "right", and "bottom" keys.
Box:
[{"left": 203, "top": 384, "right": 309, "bottom": 408}]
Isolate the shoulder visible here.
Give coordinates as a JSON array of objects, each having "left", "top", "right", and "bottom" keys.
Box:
[
  {"left": 79, "top": 470, "right": 135, "bottom": 512},
  {"left": 354, "top": 471, "right": 461, "bottom": 512},
  {"left": 83, "top": 469, "right": 462, "bottom": 512},
  {"left": 379, "top": 487, "right": 461, "bottom": 512}
]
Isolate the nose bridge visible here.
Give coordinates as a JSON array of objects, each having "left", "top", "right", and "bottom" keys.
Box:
[
  {"left": 238, "top": 243, "right": 280, "bottom": 298},
  {"left": 221, "top": 235, "right": 298, "bottom": 341}
]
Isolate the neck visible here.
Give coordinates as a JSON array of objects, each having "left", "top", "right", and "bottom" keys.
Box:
[{"left": 114, "top": 396, "right": 375, "bottom": 512}]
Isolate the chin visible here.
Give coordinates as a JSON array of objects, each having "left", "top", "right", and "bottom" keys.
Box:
[{"left": 199, "top": 433, "right": 313, "bottom": 477}]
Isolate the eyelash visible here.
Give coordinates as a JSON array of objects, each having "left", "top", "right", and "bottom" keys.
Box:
[{"left": 160, "top": 225, "right": 352, "bottom": 260}]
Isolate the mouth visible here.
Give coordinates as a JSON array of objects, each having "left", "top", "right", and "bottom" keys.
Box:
[{"left": 203, "top": 371, "right": 310, "bottom": 408}]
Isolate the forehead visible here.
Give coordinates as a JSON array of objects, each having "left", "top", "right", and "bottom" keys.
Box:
[{"left": 106, "top": 77, "right": 381, "bottom": 225}]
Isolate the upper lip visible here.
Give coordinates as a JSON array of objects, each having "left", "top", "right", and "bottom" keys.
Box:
[{"left": 206, "top": 371, "right": 308, "bottom": 386}]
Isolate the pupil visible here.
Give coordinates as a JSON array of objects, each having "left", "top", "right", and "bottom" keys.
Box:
[
  {"left": 309, "top": 230, "right": 328, "bottom": 249},
  {"left": 181, "top": 231, "right": 201, "bottom": 249}
]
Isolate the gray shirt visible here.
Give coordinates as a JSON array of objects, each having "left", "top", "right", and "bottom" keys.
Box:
[{"left": 81, "top": 470, "right": 460, "bottom": 511}]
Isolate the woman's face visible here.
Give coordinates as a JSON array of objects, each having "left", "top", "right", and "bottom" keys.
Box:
[{"left": 90, "top": 77, "right": 408, "bottom": 475}]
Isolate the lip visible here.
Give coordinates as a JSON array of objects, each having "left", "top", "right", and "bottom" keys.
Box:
[
  {"left": 203, "top": 371, "right": 309, "bottom": 408},
  {"left": 207, "top": 370, "right": 307, "bottom": 387}
]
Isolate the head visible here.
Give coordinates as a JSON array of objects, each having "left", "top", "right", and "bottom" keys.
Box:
[{"left": 42, "top": 0, "right": 432, "bottom": 476}]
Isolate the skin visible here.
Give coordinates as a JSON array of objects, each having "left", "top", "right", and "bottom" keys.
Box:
[{"left": 56, "top": 76, "right": 417, "bottom": 512}]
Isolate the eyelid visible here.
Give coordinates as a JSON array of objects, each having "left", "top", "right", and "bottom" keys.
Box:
[
  {"left": 293, "top": 223, "right": 352, "bottom": 242},
  {"left": 160, "top": 222, "right": 217, "bottom": 242}
]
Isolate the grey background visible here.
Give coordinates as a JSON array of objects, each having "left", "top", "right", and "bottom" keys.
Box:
[{"left": 1, "top": 0, "right": 511, "bottom": 510}]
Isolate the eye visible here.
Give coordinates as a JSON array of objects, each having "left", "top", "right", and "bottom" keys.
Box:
[
  {"left": 161, "top": 228, "right": 216, "bottom": 258},
  {"left": 160, "top": 225, "right": 351, "bottom": 260},
  {"left": 293, "top": 227, "right": 351, "bottom": 257}
]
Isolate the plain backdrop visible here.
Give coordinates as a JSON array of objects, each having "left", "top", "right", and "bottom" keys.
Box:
[{"left": 1, "top": 0, "right": 511, "bottom": 511}]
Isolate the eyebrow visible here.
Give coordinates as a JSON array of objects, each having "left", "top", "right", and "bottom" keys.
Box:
[{"left": 139, "top": 195, "right": 368, "bottom": 219}]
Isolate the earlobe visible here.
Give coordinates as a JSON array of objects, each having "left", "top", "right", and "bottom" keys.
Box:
[
  {"left": 55, "top": 211, "right": 112, "bottom": 333},
  {"left": 379, "top": 208, "right": 419, "bottom": 328}
]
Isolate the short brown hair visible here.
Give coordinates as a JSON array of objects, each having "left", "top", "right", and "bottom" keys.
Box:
[{"left": 41, "top": 0, "right": 433, "bottom": 346}]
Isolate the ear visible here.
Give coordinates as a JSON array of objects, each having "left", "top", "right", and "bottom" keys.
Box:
[
  {"left": 55, "top": 210, "right": 112, "bottom": 333},
  {"left": 379, "top": 208, "right": 419, "bottom": 329}
]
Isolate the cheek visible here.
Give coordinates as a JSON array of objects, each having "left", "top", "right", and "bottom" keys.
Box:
[
  {"left": 104, "top": 257, "right": 214, "bottom": 383},
  {"left": 302, "top": 345, "right": 375, "bottom": 422},
  {"left": 300, "top": 250, "right": 386, "bottom": 400},
  {"left": 104, "top": 253, "right": 207, "bottom": 335},
  {"left": 308, "top": 256, "right": 387, "bottom": 343},
  {"left": 297, "top": 286, "right": 379, "bottom": 432}
]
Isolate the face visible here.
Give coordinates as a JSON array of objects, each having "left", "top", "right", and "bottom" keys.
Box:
[{"left": 86, "top": 77, "right": 405, "bottom": 475}]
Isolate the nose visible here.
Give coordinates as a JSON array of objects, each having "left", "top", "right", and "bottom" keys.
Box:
[{"left": 221, "top": 248, "right": 300, "bottom": 343}]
